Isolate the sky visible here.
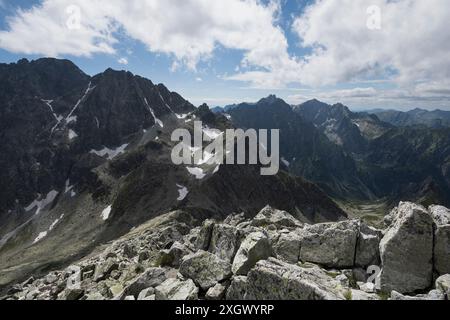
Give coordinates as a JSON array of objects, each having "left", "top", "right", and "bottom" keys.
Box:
[{"left": 0, "top": 0, "right": 450, "bottom": 111}]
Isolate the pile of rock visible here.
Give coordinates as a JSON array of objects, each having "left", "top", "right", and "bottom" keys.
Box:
[{"left": 2, "top": 203, "right": 449, "bottom": 300}]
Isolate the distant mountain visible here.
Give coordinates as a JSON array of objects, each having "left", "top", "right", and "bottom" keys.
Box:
[
  {"left": 0, "top": 59, "right": 345, "bottom": 289},
  {"left": 228, "top": 96, "right": 450, "bottom": 207},
  {"left": 372, "top": 108, "right": 450, "bottom": 128},
  {"left": 294, "top": 99, "right": 392, "bottom": 154},
  {"left": 227, "top": 95, "right": 373, "bottom": 199}
]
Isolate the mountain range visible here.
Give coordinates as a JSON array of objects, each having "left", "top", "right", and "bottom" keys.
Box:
[{"left": 0, "top": 58, "right": 449, "bottom": 295}]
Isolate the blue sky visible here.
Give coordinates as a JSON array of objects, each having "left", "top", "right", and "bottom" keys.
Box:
[{"left": 1, "top": 0, "right": 450, "bottom": 111}]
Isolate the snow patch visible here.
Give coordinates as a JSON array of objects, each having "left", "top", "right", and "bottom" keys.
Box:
[
  {"left": 68, "top": 129, "right": 78, "bottom": 140},
  {"left": 65, "top": 82, "right": 95, "bottom": 124},
  {"left": 203, "top": 126, "right": 223, "bottom": 140},
  {"left": 25, "top": 190, "right": 59, "bottom": 215},
  {"left": 33, "top": 231, "right": 48, "bottom": 244},
  {"left": 213, "top": 165, "right": 220, "bottom": 174},
  {"left": 101, "top": 205, "right": 112, "bottom": 221},
  {"left": 144, "top": 98, "right": 164, "bottom": 128},
  {"left": 90, "top": 144, "right": 129, "bottom": 160},
  {"left": 186, "top": 167, "right": 206, "bottom": 180},
  {"left": 49, "top": 214, "right": 65, "bottom": 231},
  {"left": 176, "top": 184, "right": 189, "bottom": 201}
]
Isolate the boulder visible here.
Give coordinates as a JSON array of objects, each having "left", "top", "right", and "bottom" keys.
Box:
[
  {"left": 137, "top": 288, "right": 155, "bottom": 300},
  {"left": 195, "top": 220, "right": 215, "bottom": 250},
  {"left": 434, "top": 225, "right": 450, "bottom": 275},
  {"left": 246, "top": 258, "right": 346, "bottom": 300},
  {"left": 232, "top": 232, "right": 272, "bottom": 275},
  {"left": 390, "top": 290, "right": 445, "bottom": 301},
  {"left": 205, "top": 283, "right": 227, "bottom": 300},
  {"left": 179, "top": 251, "right": 232, "bottom": 290},
  {"left": 355, "top": 223, "right": 382, "bottom": 267},
  {"left": 155, "top": 278, "right": 198, "bottom": 300},
  {"left": 350, "top": 289, "right": 380, "bottom": 301},
  {"left": 226, "top": 276, "right": 248, "bottom": 300},
  {"left": 251, "top": 206, "right": 302, "bottom": 229},
  {"left": 273, "top": 231, "right": 301, "bottom": 264},
  {"left": 93, "top": 258, "right": 119, "bottom": 282},
  {"left": 379, "top": 202, "right": 434, "bottom": 294},
  {"left": 57, "top": 288, "right": 84, "bottom": 300},
  {"left": 158, "top": 241, "right": 191, "bottom": 267},
  {"left": 299, "top": 220, "right": 359, "bottom": 268},
  {"left": 208, "top": 224, "right": 242, "bottom": 262},
  {"left": 119, "top": 267, "right": 166, "bottom": 298},
  {"left": 436, "top": 274, "right": 450, "bottom": 296},
  {"left": 429, "top": 205, "right": 450, "bottom": 225}
]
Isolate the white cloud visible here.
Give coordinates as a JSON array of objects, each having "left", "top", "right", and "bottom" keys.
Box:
[
  {"left": 0, "top": 0, "right": 287, "bottom": 72},
  {"left": 117, "top": 57, "right": 128, "bottom": 65},
  {"left": 291, "top": 0, "right": 450, "bottom": 87},
  {"left": 195, "top": 77, "right": 203, "bottom": 82}
]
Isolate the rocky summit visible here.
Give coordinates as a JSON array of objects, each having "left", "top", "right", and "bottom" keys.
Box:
[{"left": 1, "top": 203, "right": 449, "bottom": 301}]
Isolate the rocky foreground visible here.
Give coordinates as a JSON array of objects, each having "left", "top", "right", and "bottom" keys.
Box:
[{"left": 2, "top": 202, "right": 449, "bottom": 301}]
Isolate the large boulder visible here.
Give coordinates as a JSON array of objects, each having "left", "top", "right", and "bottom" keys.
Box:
[
  {"left": 232, "top": 232, "right": 273, "bottom": 275},
  {"left": 245, "top": 258, "right": 346, "bottom": 300},
  {"left": 195, "top": 220, "right": 215, "bottom": 250},
  {"left": 179, "top": 251, "right": 232, "bottom": 291},
  {"left": 251, "top": 206, "right": 303, "bottom": 229},
  {"left": 379, "top": 202, "right": 434, "bottom": 294},
  {"left": 208, "top": 224, "right": 242, "bottom": 263},
  {"left": 299, "top": 220, "right": 359, "bottom": 268},
  {"left": 429, "top": 205, "right": 450, "bottom": 275},
  {"left": 273, "top": 231, "right": 302, "bottom": 264},
  {"left": 226, "top": 276, "right": 248, "bottom": 300},
  {"left": 435, "top": 274, "right": 450, "bottom": 296},
  {"left": 355, "top": 223, "right": 382, "bottom": 267},
  {"left": 158, "top": 241, "right": 191, "bottom": 267},
  {"left": 155, "top": 278, "right": 198, "bottom": 300},
  {"left": 205, "top": 283, "right": 227, "bottom": 300},
  {"left": 118, "top": 267, "right": 166, "bottom": 299}
]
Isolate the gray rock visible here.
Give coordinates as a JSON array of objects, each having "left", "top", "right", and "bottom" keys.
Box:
[
  {"left": 273, "top": 231, "right": 301, "bottom": 264},
  {"left": 390, "top": 290, "right": 445, "bottom": 301},
  {"left": 436, "top": 274, "right": 450, "bottom": 295},
  {"left": 251, "top": 206, "right": 302, "bottom": 229},
  {"left": 158, "top": 241, "right": 191, "bottom": 267},
  {"left": 379, "top": 202, "right": 434, "bottom": 294},
  {"left": 155, "top": 278, "right": 198, "bottom": 300},
  {"left": 137, "top": 288, "right": 155, "bottom": 300},
  {"left": 179, "top": 250, "right": 232, "bottom": 291},
  {"left": 355, "top": 223, "right": 382, "bottom": 267},
  {"left": 434, "top": 225, "right": 450, "bottom": 275},
  {"left": 223, "top": 213, "right": 247, "bottom": 227},
  {"left": 359, "top": 282, "right": 376, "bottom": 293},
  {"left": 209, "top": 224, "right": 241, "bottom": 262},
  {"left": 57, "top": 288, "right": 84, "bottom": 300},
  {"left": 429, "top": 205, "right": 450, "bottom": 225},
  {"left": 335, "top": 274, "right": 350, "bottom": 287},
  {"left": 85, "top": 292, "right": 106, "bottom": 300},
  {"left": 246, "top": 258, "right": 346, "bottom": 300},
  {"left": 205, "top": 283, "right": 227, "bottom": 300},
  {"left": 299, "top": 220, "right": 359, "bottom": 268},
  {"left": 195, "top": 220, "right": 215, "bottom": 250},
  {"left": 232, "top": 232, "right": 272, "bottom": 275},
  {"left": 350, "top": 289, "right": 380, "bottom": 300},
  {"left": 94, "top": 258, "right": 119, "bottom": 282},
  {"left": 120, "top": 267, "right": 166, "bottom": 298},
  {"left": 226, "top": 276, "right": 248, "bottom": 300}
]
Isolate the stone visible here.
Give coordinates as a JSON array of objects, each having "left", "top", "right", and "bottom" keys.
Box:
[
  {"left": 57, "top": 288, "right": 84, "bottom": 300},
  {"left": 155, "top": 278, "right": 198, "bottom": 300},
  {"left": 122, "top": 244, "right": 137, "bottom": 259},
  {"left": 299, "top": 220, "right": 359, "bottom": 268},
  {"left": 434, "top": 225, "right": 450, "bottom": 275},
  {"left": 379, "top": 202, "right": 434, "bottom": 294},
  {"left": 44, "top": 273, "right": 59, "bottom": 285},
  {"left": 208, "top": 224, "right": 241, "bottom": 263},
  {"left": 335, "top": 274, "right": 350, "bottom": 287},
  {"left": 355, "top": 223, "right": 382, "bottom": 267},
  {"left": 429, "top": 205, "right": 450, "bottom": 225},
  {"left": 120, "top": 267, "right": 166, "bottom": 298},
  {"left": 179, "top": 250, "right": 232, "bottom": 291},
  {"left": 124, "top": 295, "right": 136, "bottom": 300},
  {"left": 85, "top": 292, "right": 106, "bottom": 300},
  {"left": 137, "top": 288, "right": 155, "bottom": 300},
  {"left": 435, "top": 274, "right": 450, "bottom": 295},
  {"left": 223, "top": 213, "right": 247, "bottom": 227},
  {"left": 350, "top": 289, "right": 380, "bottom": 300},
  {"left": 195, "top": 220, "right": 215, "bottom": 250},
  {"left": 359, "top": 282, "right": 376, "bottom": 293},
  {"left": 205, "top": 283, "right": 227, "bottom": 300},
  {"left": 245, "top": 258, "right": 346, "bottom": 300},
  {"left": 226, "top": 276, "right": 248, "bottom": 300},
  {"left": 251, "top": 205, "right": 302, "bottom": 229},
  {"left": 273, "top": 231, "right": 301, "bottom": 264},
  {"left": 232, "top": 231, "right": 273, "bottom": 275},
  {"left": 390, "top": 290, "right": 445, "bottom": 301},
  {"left": 158, "top": 241, "right": 191, "bottom": 267},
  {"left": 94, "top": 258, "right": 119, "bottom": 282}
]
